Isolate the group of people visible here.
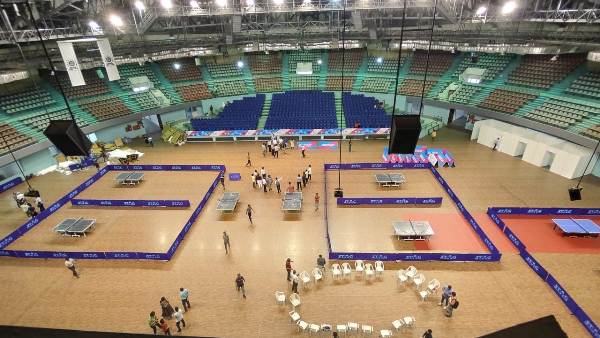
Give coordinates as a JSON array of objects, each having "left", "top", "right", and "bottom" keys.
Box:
[
  {"left": 13, "top": 191, "right": 44, "bottom": 218},
  {"left": 261, "top": 135, "right": 295, "bottom": 159},
  {"left": 149, "top": 288, "right": 191, "bottom": 335},
  {"left": 439, "top": 284, "right": 460, "bottom": 317},
  {"left": 293, "top": 164, "right": 312, "bottom": 192},
  {"left": 251, "top": 167, "right": 280, "bottom": 194}
]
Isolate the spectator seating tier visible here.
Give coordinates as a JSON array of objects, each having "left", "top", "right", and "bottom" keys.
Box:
[
  {"left": 448, "top": 84, "right": 481, "bottom": 104},
  {"left": 566, "top": 71, "right": 600, "bottom": 98},
  {"left": 582, "top": 125, "right": 600, "bottom": 140},
  {"left": 158, "top": 58, "right": 202, "bottom": 83},
  {"left": 78, "top": 96, "right": 131, "bottom": 121},
  {"left": 254, "top": 77, "right": 283, "bottom": 92},
  {"left": 342, "top": 93, "right": 391, "bottom": 128},
  {"left": 117, "top": 63, "right": 161, "bottom": 91},
  {"left": 214, "top": 80, "right": 248, "bottom": 96},
  {"left": 397, "top": 79, "right": 436, "bottom": 96},
  {"left": 0, "top": 88, "right": 55, "bottom": 114},
  {"left": 367, "top": 57, "right": 405, "bottom": 74},
  {"left": 290, "top": 76, "right": 319, "bottom": 90},
  {"left": 248, "top": 53, "right": 282, "bottom": 74},
  {"left": 0, "top": 124, "right": 35, "bottom": 154},
  {"left": 524, "top": 98, "right": 600, "bottom": 129},
  {"left": 453, "top": 53, "right": 512, "bottom": 81},
  {"left": 190, "top": 94, "right": 265, "bottom": 131},
  {"left": 329, "top": 50, "right": 365, "bottom": 73},
  {"left": 288, "top": 51, "right": 322, "bottom": 73},
  {"left": 410, "top": 51, "right": 454, "bottom": 75},
  {"left": 176, "top": 83, "right": 213, "bottom": 101},
  {"left": 265, "top": 91, "right": 337, "bottom": 129},
  {"left": 326, "top": 76, "right": 355, "bottom": 91},
  {"left": 47, "top": 69, "right": 110, "bottom": 98},
  {"left": 507, "top": 54, "right": 585, "bottom": 89},
  {"left": 478, "top": 88, "right": 536, "bottom": 114},
  {"left": 206, "top": 63, "right": 244, "bottom": 78},
  {"left": 21, "top": 108, "right": 90, "bottom": 133},
  {"left": 360, "top": 77, "right": 394, "bottom": 93}
]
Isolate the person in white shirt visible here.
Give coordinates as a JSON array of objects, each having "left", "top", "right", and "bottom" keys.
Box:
[
  {"left": 173, "top": 306, "right": 186, "bottom": 332},
  {"left": 307, "top": 165, "right": 312, "bottom": 181},
  {"left": 290, "top": 139, "right": 295, "bottom": 149},
  {"left": 291, "top": 270, "right": 300, "bottom": 293},
  {"left": 35, "top": 196, "right": 45, "bottom": 212},
  {"left": 260, "top": 167, "right": 266, "bottom": 179},
  {"left": 64, "top": 258, "right": 79, "bottom": 278}
]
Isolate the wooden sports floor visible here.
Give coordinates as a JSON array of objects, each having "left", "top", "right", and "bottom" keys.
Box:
[{"left": 0, "top": 128, "right": 599, "bottom": 338}]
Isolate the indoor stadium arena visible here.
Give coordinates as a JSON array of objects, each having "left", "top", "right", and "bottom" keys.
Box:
[{"left": 0, "top": 0, "right": 599, "bottom": 337}]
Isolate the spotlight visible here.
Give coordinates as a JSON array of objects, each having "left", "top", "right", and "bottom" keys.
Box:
[
  {"left": 550, "top": 55, "right": 558, "bottom": 61},
  {"left": 303, "top": 0, "right": 311, "bottom": 4},
  {"left": 376, "top": 57, "right": 383, "bottom": 64},
  {"left": 134, "top": 1, "right": 145, "bottom": 10},
  {"left": 13, "top": 3, "right": 20, "bottom": 16},
  {"left": 476, "top": 6, "right": 487, "bottom": 16},
  {"left": 173, "top": 63, "right": 181, "bottom": 70},
  {"left": 190, "top": 0, "right": 199, "bottom": 7},
  {"left": 501, "top": 1, "right": 516, "bottom": 15},
  {"left": 246, "top": 0, "right": 255, "bottom": 5},
  {"left": 216, "top": 0, "right": 227, "bottom": 7},
  {"left": 317, "top": 59, "right": 322, "bottom": 65},
  {"left": 236, "top": 60, "right": 244, "bottom": 68},
  {"left": 88, "top": 20, "right": 100, "bottom": 30},
  {"left": 273, "top": 0, "right": 283, "bottom": 5},
  {"left": 109, "top": 14, "right": 123, "bottom": 27},
  {"left": 161, "top": 0, "right": 173, "bottom": 9}
]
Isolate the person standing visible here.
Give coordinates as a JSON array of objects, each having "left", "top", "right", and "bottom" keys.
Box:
[
  {"left": 275, "top": 177, "right": 281, "bottom": 194},
  {"left": 251, "top": 172, "right": 256, "bottom": 189},
  {"left": 296, "top": 174, "right": 302, "bottom": 191},
  {"left": 179, "top": 287, "right": 191, "bottom": 311},
  {"left": 274, "top": 144, "right": 279, "bottom": 158},
  {"left": 160, "top": 297, "right": 175, "bottom": 319},
  {"left": 159, "top": 319, "right": 171, "bottom": 336},
  {"left": 148, "top": 311, "right": 160, "bottom": 335},
  {"left": 245, "top": 152, "right": 252, "bottom": 167},
  {"left": 423, "top": 329, "right": 433, "bottom": 338},
  {"left": 148, "top": 136, "right": 154, "bottom": 147},
  {"left": 492, "top": 137, "right": 500, "bottom": 151},
  {"left": 291, "top": 270, "right": 299, "bottom": 294},
  {"left": 246, "top": 204, "right": 254, "bottom": 224},
  {"left": 445, "top": 292, "right": 459, "bottom": 317},
  {"left": 35, "top": 196, "right": 45, "bottom": 212},
  {"left": 262, "top": 176, "right": 267, "bottom": 193},
  {"left": 301, "top": 145, "right": 306, "bottom": 158},
  {"left": 64, "top": 258, "right": 79, "bottom": 278},
  {"left": 174, "top": 306, "right": 186, "bottom": 332},
  {"left": 348, "top": 138, "right": 352, "bottom": 152},
  {"left": 256, "top": 176, "right": 263, "bottom": 190},
  {"left": 290, "top": 139, "right": 295, "bottom": 149},
  {"left": 314, "top": 193, "right": 320, "bottom": 211},
  {"left": 261, "top": 142, "right": 267, "bottom": 157},
  {"left": 260, "top": 167, "right": 266, "bottom": 179},
  {"left": 431, "top": 130, "right": 437, "bottom": 142},
  {"left": 307, "top": 164, "right": 312, "bottom": 181},
  {"left": 303, "top": 170, "right": 309, "bottom": 188},
  {"left": 220, "top": 174, "right": 225, "bottom": 189},
  {"left": 235, "top": 273, "right": 246, "bottom": 299},
  {"left": 223, "top": 231, "right": 231, "bottom": 254},
  {"left": 439, "top": 285, "right": 453, "bottom": 307},
  {"left": 317, "top": 254, "right": 326, "bottom": 272},
  {"left": 287, "top": 182, "right": 295, "bottom": 193},
  {"left": 266, "top": 175, "right": 273, "bottom": 191},
  {"left": 286, "top": 258, "right": 293, "bottom": 281}
]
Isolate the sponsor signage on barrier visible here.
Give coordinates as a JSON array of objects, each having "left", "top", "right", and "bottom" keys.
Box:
[
  {"left": 105, "top": 252, "right": 139, "bottom": 259},
  {"left": 337, "top": 197, "right": 443, "bottom": 205},
  {"left": 329, "top": 252, "right": 500, "bottom": 262},
  {"left": 491, "top": 207, "right": 600, "bottom": 215},
  {"left": 546, "top": 274, "right": 580, "bottom": 314},
  {"left": 0, "top": 176, "right": 23, "bottom": 193},
  {"left": 504, "top": 227, "right": 525, "bottom": 252},
  {"left": 519, "top": 250, "right": 548, "bottom": 280},
  {"left": 109, "top": 164, "right": 225, "bottom": 171},
  {"left": 576, "top": 307, "right": 600, "bottom": 338},
  {"left": 71, "top": 199, "right": 191, "bottom": 208},
  {"left": 324, "top": 162, "right": 430, "bottom": 170}
]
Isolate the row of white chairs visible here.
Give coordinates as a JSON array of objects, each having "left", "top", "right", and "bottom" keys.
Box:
[
  {"left": 331, "top": 260, "right": 385, "bottom": 279},
  {"left": 291, "top": 315, "right": 416, "bottom": 336},
  {"left": 397, "top": 266, "right": 441, "bottom": 301}
]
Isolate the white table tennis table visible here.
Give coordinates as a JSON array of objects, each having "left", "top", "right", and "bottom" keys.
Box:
[
  {"left": 282, "top": 192, "right": 302, "bottom": 213},
  {"left": 393, "top": 220, "right": 434, "bottom": 241},
  {"left": 216, "top": 192, "right": 240, "bottom": 213},
  {"left": 552, "top": 218, "right": 600, "bottom": 237},
  {"left": 375, "top": 173, "right": 406, "bottom": 187},
  {"left": 53, "top": 217, "right": 96, "bottom": 237},
  {"left": 115, "top": 172, "right": 145, "bottom": 186}
]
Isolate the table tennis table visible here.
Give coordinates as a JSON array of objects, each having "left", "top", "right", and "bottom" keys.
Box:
[
  {"left": 375, "top": 173, "right": 406, "bottom": 187},
  {"left": 282, "top": 192, "right": 302, "bottom": 213},
  {"left": 115, "top": 172, "right": 144, "bottom": 186},
  {"left": 216, "top": 192, "right": 240, "bottom": 213},
  {"left": 393, "top": 220, "right": 435, "bottom": 241},
  {"left": 552, "top": 218, "right": 600, "bottom": 237},
  {"left": 53, "top": 217, "right": 96, "bottom": 237}
]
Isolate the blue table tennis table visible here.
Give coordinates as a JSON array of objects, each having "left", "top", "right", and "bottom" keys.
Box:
[{"left": 552, "top": 218, "right": 600, "bottom": 237}]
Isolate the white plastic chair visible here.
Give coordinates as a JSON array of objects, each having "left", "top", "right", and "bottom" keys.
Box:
[
  {"left": 362, "top": 324, "right": 374, "bottom": 334},
  {"left": 405, "top": 266, "right": 418, "bottom": 279},
  {"left": 403, "top": 316, "right": 415, "bottom": 328},
  {"left": 397, "top": 270, "right": 408, "bottom": 285},
  {"left": 297, "top": 320, "right": 309, "bottom": 332},
  {"left": 309, "top": 323, "right": 320, "bottom": 334},
  {"left": 365, "top": 263, "right": 375, "bottom": 279},
  {"left": 355, "top": 260, "right": 365, "bottom": 276},
  {"left": 275, "top": 291, "right": 286, "bottom": 305},
  {"left": 427, "top": 278, "right": 441, "bottom": 294},
  {"left": 289, "top": 310, "right": 301, "bottom": 322},
  {"left": 331, "top": 263, "right": 342, "bottom": 279},
  {"left": 347, "top": 322, "right": 359, "bottom": 332},
  {"left": 341, "top": 262, "right": 352, "bottom": 277},
  {"left": 299, "top": 270, "right": 311, "bottom": 289},
  {"left": 289, "top": 293, "right": 301, "bottom": 309},
  {"left": 312, "top": 267, "right": 323, "bottom": 282},
  {"left": 392, "top": 319, "right": 404, "bottom": 331},
  {"left": 419, "top": 289, "right": 429, "bottom": 301},
  {"left": 375, "top": 260, "right": 385, "bottom": 275},
  {"left": 336, "top": 324, "right": 348, "bottom": 334},
  {"left": 380, "top": 329, "right": 393, "bottom": 337},
  {"left": 413, "top": 273, "right": 425, "bottom": 289}
]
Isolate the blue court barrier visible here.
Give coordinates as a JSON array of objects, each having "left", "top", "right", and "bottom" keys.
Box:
[
  {"left": 488, "top": 208, "right": 600, "bottom": 338},
  {"left": 337, "top": 197, "right": 442, "bottom": 206},
  {"left": 0, "top": 176, "right": 23, "bottom": 193},
  {"left": 323, "top": 162, "right": 500, "bottom": 262},
  {"left": 71, "top": 199, "right": 191, "bottom": 208},
  {"left": 0, "top": 165, "right": 223, "bottom": 261}
]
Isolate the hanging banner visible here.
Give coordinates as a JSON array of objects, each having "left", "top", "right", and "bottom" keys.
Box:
[
  {"left": 57, "top": 41, "right": 86, "bottom": 86},
  {"left": 97, "top": 38, "right": 120, "bottom": 81}
]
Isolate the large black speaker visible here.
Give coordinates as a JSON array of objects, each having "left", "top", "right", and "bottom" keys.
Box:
[
  {"left": 43, "top": 120, "right": 91, "bottom": 156},
  {"left": 389, "top": 115, "right": 421, "bottom": 154},
  {"left": 568, "top": 187, "right": 582, "bottom": 201}
]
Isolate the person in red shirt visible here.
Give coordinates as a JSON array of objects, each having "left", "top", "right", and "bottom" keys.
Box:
[
  {"left": 314, "top": 193, "right": 320, "bottom": 211},
  {"left": 159, "top": 319, "right": 171, "bottom": 336}
]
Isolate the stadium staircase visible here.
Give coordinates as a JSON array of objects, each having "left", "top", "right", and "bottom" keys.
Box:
[
  {"left": 282, "top": 53, "right": 291, "bottom": 91},
  {"left": 149, "top": 63, "right": 183, "bottom": 104},
  {"left": 318, "top": 53, "right": 329, "bottom": 90},
  {"left": 201, "top": 65, "right": 216, "bottom": 93},
  {"left": 548, "top": 64, "right": 587, "bottom": 95},
  {"left": 427, "top": 53, "right": 466, "bottom": 99},
  {"left": 351, "top": 57, "right": 369, "bottom": 91},
  {"left": 242, "top": 62, "right": 257, "bottom": 94},
  {"left": 335, "top": 91, "right": 346, "bottom": 128},
  {"left": 257, "top": 94, "right": 271, "bottom": 129},
  {"left": 515, "top": 95, "right": 547, "bottom": 117}
]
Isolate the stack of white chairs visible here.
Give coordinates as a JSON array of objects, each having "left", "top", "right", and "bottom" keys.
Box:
[
  {"left": 355, "top": 260, "right": 365, "bottom": 277},
  {"left": 397, "top": 270, "right": 409, "bottom": 285},
  {"left": 347, "top": 322, "right": 360, "bottom": 332},
  {"left": 336, "top": 324, "right": 348, "bottom": 334},
  {"left": 299, "top": 271, "right": 311, "bottom": 289},
  {"left": 331, "top": 263, "right": 342, "bottom": 279},
  {"left": 405, "top": 265, "right": 418, "bottom": 280},
  {"left": 413, "top": 273, "right": 426, "bottom": 289},
  {"left": 365, "top": 263, "right": 375, "bottom": 279},
  {"left": 312, "top": 267, "right": 323, "bottom": 283},
  {"left": 308, "top": 323, "right": 320, "bottom": 334},
  {"left": 341, "top": 262, "right": 352, "bottom": 278},
  {"left": 403, "top": 316, "right": 415, "bottom": 328},
  {"left": 289, "top": 293, "right": 301, "bottom": 309},
  {"left": 275, "top": 291, "right": 286, "bottom": 305},
  {"left": 375, "top": 260, "right": 385, "bottom": 276}
]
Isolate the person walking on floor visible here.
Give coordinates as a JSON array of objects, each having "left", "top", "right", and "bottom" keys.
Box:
[
  {"left": 266, "top": 175, "right": 273, "bottom": 191},
  {"left": 291, "top": 270, "right": 299, "bottom": 293},
  {"left": 160, "top": 297, "right": 175, "bottom": 319},
  {"left": 492, "top": 137, "right": 501, "bottom": 151},
  {"left": 445, "top": 292, "right": 459, "bottom": 317},
  {"left": 274, "top": 144, "right": 279, "bottom": 158},
  {"left": 439, "top": 285, "right": 453, "bottom": 307},
  {"left": 148, "top": 311, "right": 160, "bottom": 335},
  {"left": 301, "top": 145, "right": 306, "bottom": 158},
  {"left": 423, "top": 329, "right": 433, "bottom": 338},
  {"left": 348, "top": 138, "right": 352, "bottom": 152},
  {"left": 290, "top": 139, "right": 295, "bottom": 149},
  {"left": 220, "top": 174, "right": 225, "bottom": 189},
  {"left": 251, "top": 172, "right": 256, "bottom": 189},
  {"left": 235, "top": 273, "right": 246, "bottom": 299},
  {"left": 303, "top": 170, "right": 308, "bottom": 188},
  {"left": 296, "top": 174, "right": 302, "bottom": 191},
  {"left": 317, "top": 254, "right": 326, "bottom": 272},
  {"left": 246, "top": 204, "right": 254, "bottom": 224},
  {"left": 64, "top": 257, "right": 79, "bottom": 278},
  {"left": 286, "top": 258, "right": 293, "bottom": 281},
  {"left": 35, "top": 196, "right": 45, "bottom": 212},
  {"left": 307, "top": 165, "right": 312, "bottom": 181},
  {"left": 245, "top": 152, "right": 252, "bottom": 167},
  {"left": 261, "top": 142, "right": 267, "bottom": 157},
  {"left": 159, "top": 319, "right": 171, "bottom": 336},
  {"left": 260, "top": 167, "right": 266, "bottom": 179},
  {"left": 179, "top": 287, "right": 191, "bottom": 311},
  {"left": 275, "top": 177, "right": 281, "bottom": 194},
  {"left": 314, "top": 193, "right": 320, "bottom": 211},
  {"left": 262, "top": 176, "right": 267, "bottom": 193},
  {"left": 223, "top": 231, "right": 231, "bottom": 254},
  {"left": 257, "top": 176, "right": 263, "bottom": 190},
  {"left": 174, "top": 306, "right": 186, "bottom": 332}
]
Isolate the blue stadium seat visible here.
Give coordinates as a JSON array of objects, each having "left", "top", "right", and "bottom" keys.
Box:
[
  {"left": 190, "top": 94, "right": 265, "bottom": 131},
  {"left": 265, "top": 91, "right": 337, "bottom": 129},
  {"left": 342, "top": 93, "right": 391, "bottom": 128}
]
